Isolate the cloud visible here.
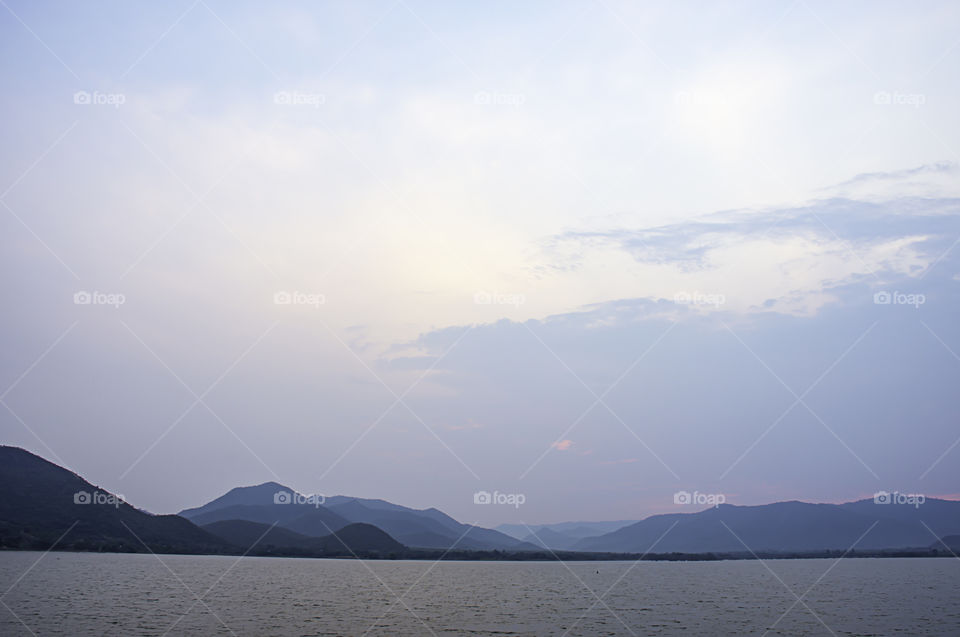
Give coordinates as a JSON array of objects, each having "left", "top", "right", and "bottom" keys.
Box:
[
  {"left": 539, "top": 196, "right": 957, "bottom": 318},
  {"left": 376, "top": 224, "right": 960, "bottom": 517},
  {"left": 822, "top": 162, "right": 960, "bottom": 201},
  {"left": 828, "top": 161, "right": 957, "bottom": 189}
]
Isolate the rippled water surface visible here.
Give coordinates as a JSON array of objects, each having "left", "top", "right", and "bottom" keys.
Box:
[{"left": 1, "top": 552, "right": 958, "bottom": 635}]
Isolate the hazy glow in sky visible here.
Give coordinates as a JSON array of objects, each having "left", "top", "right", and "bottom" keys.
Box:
[{"left": 1, "top": 0, "right": 959, "bottom": 524}]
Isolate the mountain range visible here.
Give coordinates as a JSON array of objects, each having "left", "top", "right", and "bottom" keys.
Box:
[
  {"left": 0, "top": 446, "right": 402, "bottom": 557},
  {"left": 2, "top": 445, "right": 959, "bottom": 558},
  {"left": 178, "top": 482, "right": 539, "bottom": 551},
  {"left": 496, "top": 520, "right": 641, "bottom": 550},
  {"left": 573, "top": 498, "right": 960, "bottom": 553}
]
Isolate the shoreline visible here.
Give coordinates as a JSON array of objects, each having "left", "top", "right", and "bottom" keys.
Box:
[{"left": 2, "top": 546, "right": 952, "bottom": 563}]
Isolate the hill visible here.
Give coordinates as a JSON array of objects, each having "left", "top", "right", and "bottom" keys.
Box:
[
  {"left": 932, "top": 534, "right": 960, "bottom": 551},
  {"left": 0, "top": 446, "right": 229, "bottom": 554},
  {"left": 180, "top": 486, "right": 536, "bottom": 551},
  {"left": 201, "top": 519, "right": 317, "bottom": 550},
  {"left": 574, "top": 499, "right": 960, "bottom": 553},
  {"left": 201, "top": 520, "right": 405, "bottom": 555},
  {"left": 496, "top": 520, "right": 639, "bottom": 541}
]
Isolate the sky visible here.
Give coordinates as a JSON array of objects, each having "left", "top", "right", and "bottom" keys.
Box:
[{"left": 1, "top": 0, "right": 959, "bottom": 526}]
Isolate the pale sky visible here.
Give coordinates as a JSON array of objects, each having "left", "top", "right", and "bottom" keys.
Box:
[{"left": 1, "top": 0, "right": 959, "bottom": 525}]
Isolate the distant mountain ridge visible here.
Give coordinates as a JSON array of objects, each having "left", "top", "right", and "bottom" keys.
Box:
[
  {"left": 496, "top": 520, "right": 641, "bottom": 550},
  {"left": 3, "top": 445, "right": 958, "bottom": 558},
  {"left": 200, "top": 520, "right": 405, "bottom": 555},
  {"left": 178, "top": 482, "right": 539, "bottom": 551},
  {"left": 0, "top": 446, "right": 405, "bottom": 556},
  {"left": 574, "top": 499, "right": 960, "bottom": 553},
  {"left": 933, "top": 535, "right": 960, "bottom": 551}
]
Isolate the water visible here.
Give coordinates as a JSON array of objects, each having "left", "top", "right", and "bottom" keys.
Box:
[{"left": 1, "top": 552, "right": 957, "bottom": 635}]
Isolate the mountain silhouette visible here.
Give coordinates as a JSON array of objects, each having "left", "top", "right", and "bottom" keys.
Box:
[
  {"left": 932, "top": 534, "right": 960, "bottom": 551},
  {"left": 574, "top": 500, "right": 960, "bottom": 553},
  {"left": 180, "top": 485, "right": 537, "bottom": 551},
  {"left": 0, "top": 446, "right": 229, "bottom": 553},
  {"left": 5, "top": 445, "right": 958, "bottom": 558},
  {"left": 201, "top": 520, "right": 404, "bottom": 555}
]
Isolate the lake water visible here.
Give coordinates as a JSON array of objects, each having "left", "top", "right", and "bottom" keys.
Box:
[{"left": 1, "top": 552, "right": 957, "bottom": 635}]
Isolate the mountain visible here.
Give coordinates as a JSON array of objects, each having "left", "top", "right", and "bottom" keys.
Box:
[
  {"left": 574, "top": 500, "right": 960, "bottom": 553},
  {"left": 201, "top": 520, "right": 404, "bottom": 555},
  {"left": 324, "top": 498, "right": 536, "bottom": 550},
  {"left": 187, "top": 503, "right": 351, "bottom": 536},
  {"left": 0, "top": 446, "right": 229, "bottom": 554},
  {"left": 201, "top": 519, "right": 317, "bottom": 550},
  {"left": 9, "top": 444, "right": 953, "bottom": 559},
  {"left": 497, "top": 520, "right": 641, "bottom": 550},
  {"left": 179, "top": 481, "right": 294, "bottom": 517},
  {"left": 312, "top": 522, "right": 405, "bottom": 554},
  {"left": 497, "top": 520, "right": 639, "bottom": 543},
  {"left": 521, "top": 527, "right": 582, "bottom": 551},
  {"left": 181, "top": 487, "right": 537, "bottom": 551},
  {"left": 179, "top": 483, "right": 352, "bottom": 536},
  {"left": 932, "top": 535, "right": 960, "bottom": 551}
]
